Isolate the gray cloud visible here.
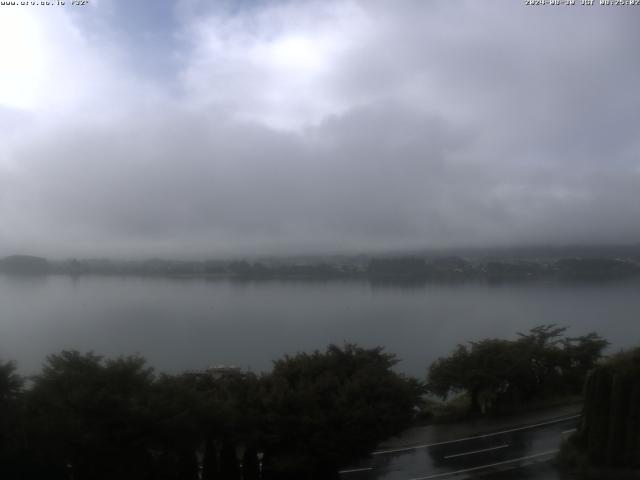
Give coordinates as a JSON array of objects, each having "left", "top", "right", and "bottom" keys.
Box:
[{"left": 0, "top": 0, "right": 639, "bottom": 258}]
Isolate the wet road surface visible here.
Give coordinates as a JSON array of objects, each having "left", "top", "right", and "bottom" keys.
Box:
[{"left": 339, "top": 412, "right": 579, "bottom": 479}]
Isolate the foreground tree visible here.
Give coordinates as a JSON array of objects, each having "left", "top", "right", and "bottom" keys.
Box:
[
  {"left": 23, "top": 351, "right": 156, "bottom": 480},
  {"left": 427, "top": 325, "right": 608, "bottom": 414},
  {"left": 262, "top": 344, "right": 424, "bottom": 479},
  {"left": 576, "top": 347, "right": 640, "bottom": 468},
  {"left": 0, "top": 361, "right": 23, "bottom": 478},
  {"left": 1, "top": 344, "right": 423, "bottom": 479},
  {"left": 427, "top": 339, "right": 519, "bottom": 413},
  {"left": 0, "top": 360, "right": 22, "bottom": 403}
]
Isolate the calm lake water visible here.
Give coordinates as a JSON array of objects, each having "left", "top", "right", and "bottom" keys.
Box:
[{"left": 1, "top": 274, "right": 639, "bottom": 377}]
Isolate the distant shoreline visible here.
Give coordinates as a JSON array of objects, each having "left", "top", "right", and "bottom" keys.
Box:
[{"left": 2, "top": 253, "right": 640, "bottom": 283}]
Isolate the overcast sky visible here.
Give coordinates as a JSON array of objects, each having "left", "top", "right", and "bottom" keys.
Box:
[{"left": 0, "top": 0, "right": 639, "bottom": 258}]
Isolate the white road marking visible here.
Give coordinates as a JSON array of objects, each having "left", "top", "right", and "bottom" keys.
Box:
[
  {"left": 408, "top": 449, "right": 559, "bottom": 480},
  {"left": 443, "top": 443, "right": 509, "bottom": 459},
  {"left": 338, "top": 467, "right": 374, "bottom": 474},
  {"left": 562, "top": 428, "right": 577, "bottom": 434},
  {"left": 372, "top": 414, "right": 580, "bottom": 455}
]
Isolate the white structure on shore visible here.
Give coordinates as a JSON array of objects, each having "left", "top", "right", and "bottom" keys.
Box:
[{"left": 184, "top": 364, "right": 245, "bottom": 380}]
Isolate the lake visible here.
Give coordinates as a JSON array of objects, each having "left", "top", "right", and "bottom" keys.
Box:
[{"left": 1, "top": 274, "right": 639, "bottom": 377}]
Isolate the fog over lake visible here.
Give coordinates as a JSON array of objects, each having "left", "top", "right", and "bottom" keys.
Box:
[{"left": 2, "top": 275, "right": 639, "bottom": 377}]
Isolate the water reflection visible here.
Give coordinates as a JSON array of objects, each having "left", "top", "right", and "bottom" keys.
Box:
[{"left": 1, "top": 275, "right": 640, "bottom": 377}]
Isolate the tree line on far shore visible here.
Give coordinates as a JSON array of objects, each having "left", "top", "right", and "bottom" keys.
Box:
[
  {"left": 2, "top": 254, "right": 640, "bottom": 281},
  {"left": 0, "top": 325, "right": 611, "bottom": 479}
]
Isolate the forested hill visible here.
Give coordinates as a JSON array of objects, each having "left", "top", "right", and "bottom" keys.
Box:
[{"left": 0, "top": 255, "right": 49, "bottom": 274}]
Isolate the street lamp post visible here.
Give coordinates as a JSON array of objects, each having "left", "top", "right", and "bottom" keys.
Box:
[
  {"left": 235, "top": 444, "right": 246, "bottom": 480},
  {"left": 65, "top": 463, "right": 74, "bottom": 480},
  {"left": 196, "top": 443, "right": 205, "bottom": 480},
  {"left": 257, "top": 451, "right": 264, "bottom": 480}
]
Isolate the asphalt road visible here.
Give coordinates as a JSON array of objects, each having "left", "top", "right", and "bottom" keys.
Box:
[{"left": 338, "top": 414, "right": 580, "bottom": 480}]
